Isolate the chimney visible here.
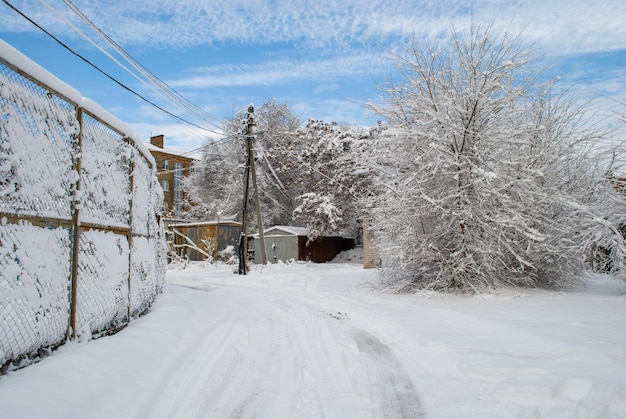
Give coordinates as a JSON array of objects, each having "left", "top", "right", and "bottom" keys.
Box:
[{"left": 150, "top": 134, "right": 164, "bottom": 148}]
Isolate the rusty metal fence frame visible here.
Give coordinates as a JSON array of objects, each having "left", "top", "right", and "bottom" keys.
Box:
[{"left": 0, "top": 41, "right": 166, "bottom": 373}]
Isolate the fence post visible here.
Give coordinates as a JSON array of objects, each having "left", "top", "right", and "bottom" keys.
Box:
[
  {"left": 67, "top": 106, "right": 84, "bottom": 340},
  {"left": 127, "top": 146, "right": 135, "bottom": 322}
]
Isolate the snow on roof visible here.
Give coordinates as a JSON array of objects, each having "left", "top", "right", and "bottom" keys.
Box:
[
  {"left": 0, "top": 39, "right": 154, "bottom": 167},
  {"left": 264, "top": 225, "right": 310, "bottom": 236},
  {"left": 257, "top": 225, "right": 345, "bottom": 237},
  {"left": 169, "top": 220, "right": 241, "bottom": 228}
]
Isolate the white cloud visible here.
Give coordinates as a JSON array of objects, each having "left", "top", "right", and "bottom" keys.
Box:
[
  {"left": 6, "top": 0, "right": 624, "bottom": 55},
  {"left": 168, "top": 53, "right": 390, "bottom": 89},
  {"left": 314, "top": 83, "right": 341, "bottom": 95},
  {"left": 486, "top": 0, "right": 626, "bottom": 55}
]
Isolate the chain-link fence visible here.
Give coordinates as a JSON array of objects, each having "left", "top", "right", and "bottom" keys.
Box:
[{"left": 0, "top": 40, "right": 166, "bottom": 373}]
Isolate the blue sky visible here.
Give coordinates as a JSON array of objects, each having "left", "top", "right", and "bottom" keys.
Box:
[{"left": 1, "top": 0, "right": 625, "bottom": 152}]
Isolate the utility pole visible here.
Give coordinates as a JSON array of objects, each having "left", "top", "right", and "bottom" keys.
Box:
[{"left": 238, "top": 104, "right": 267, "bottom": 275}]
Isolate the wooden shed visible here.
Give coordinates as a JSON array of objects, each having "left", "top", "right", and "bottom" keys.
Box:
[
  {"left": 253, "top": 226, "right": 355, "bottom": 264},
  {"left": 168, "top": 220, "right": 241, "bottom": 261}
]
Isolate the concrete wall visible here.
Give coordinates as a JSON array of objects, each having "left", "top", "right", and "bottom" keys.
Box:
[{"left": 363, "top": 216, "right": 380, "bottom": 269}]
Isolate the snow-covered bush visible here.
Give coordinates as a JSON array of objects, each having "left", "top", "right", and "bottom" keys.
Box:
[
  {"left": 218, "top": 244, "right": 237, "bottom": 264},
  {"left": 369, "top": 24, "right": 625, "bottom": 292}
]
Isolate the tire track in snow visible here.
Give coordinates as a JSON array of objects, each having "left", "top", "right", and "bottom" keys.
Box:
[
  {"left": 233, "top": 292, "right": 352, "bottom": 418},
  {"left": 134, "top": 287, "right": 290, "bottom": 419},
  {"left": 226, "top": 279, "right": 427, "bottom": 418},
  {"left": 134, "top": 303, "right": 247, "bottom": 418},
  {"left": 136, "top": 286, "right": 322, "bottom": 419},
  {"left": 255, "top": 284, "right": 427, "bottom": 418},
  {"left": 353, "top": 329, "right": 425, "bottom": 418},
  {"left": 140, "top": 273, "right": 426, "bottom": 418}
]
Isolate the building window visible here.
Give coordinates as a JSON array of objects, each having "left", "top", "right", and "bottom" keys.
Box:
[
  {"left": 163, "top": 159, "right": 169, "bottom": 170},
  {"left": 174, "top": 162, "right": 183, "bottom": 215},
  {"left": 162, "top": 180, "right": 170, "bottom": 192}
]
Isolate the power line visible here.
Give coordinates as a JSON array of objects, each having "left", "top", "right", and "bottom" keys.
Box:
[
  {"left": 34, "top": 0, "right": 256, "bottom": 160},
  {"left": 2, "top": 0, "right": 220, "bottom": 135},
  {"left": 37, "top": 0, "right": 224, "bottom": 145},
  {"left": 59, "top": 0, "right": 224, "bottom": 132},
  {"left": 153, "top": 133, "right": 241, "bottom": 175},
  {"left": 263, "top": 132, "right": 369, "bottom": 199}
]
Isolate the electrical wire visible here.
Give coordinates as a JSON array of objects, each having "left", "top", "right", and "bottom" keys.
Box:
[
  {"left": 39, "top": 0, "right": 224, "bottom": 145},
  {"left": 60, "top": 0, "right": 224, "bottom": 131},
  {"left": 257, "top": 131, "right": 376, "bottom": 201},
  {"left": 2, "top": 0, "right": 220, "bottom": 135},
  {"left": 153, "top": 133, "right": 240, "bottom": 175},
  {"left": 75, "top": 18, "right": 257, "bottom": 162}
]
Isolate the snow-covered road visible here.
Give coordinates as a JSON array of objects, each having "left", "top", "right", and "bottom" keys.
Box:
[
  {"left": 1, "top": 261, "right": 625, "bottom": 418},
  {"left": 140, "top": 263, "right": 424, "bottom": 418}
]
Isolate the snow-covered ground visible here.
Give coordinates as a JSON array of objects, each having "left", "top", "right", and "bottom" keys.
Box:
[{"left": 1, "top": 259, "right": 625, "bottom": 418}]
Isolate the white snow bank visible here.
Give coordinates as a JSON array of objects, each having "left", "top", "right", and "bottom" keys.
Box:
[{"left": 330, "top": 246, "right": 364, "bottom": 263}]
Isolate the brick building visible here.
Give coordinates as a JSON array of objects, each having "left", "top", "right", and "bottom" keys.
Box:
[{"left": 146, "top": 135, "right": 198, "bottom": 218}]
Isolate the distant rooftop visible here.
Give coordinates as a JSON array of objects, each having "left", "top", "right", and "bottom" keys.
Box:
[{"left": 145, "top": 134, "right": 201, "bottom": 160}]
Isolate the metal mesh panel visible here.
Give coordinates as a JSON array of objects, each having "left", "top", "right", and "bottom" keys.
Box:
[
  {"left": 150, "top": 175, "right": 167, "bottom": 294},
  {"left": 129, "top": 236, "right": 156, "bottom": 316},
  {"left": 0, "top": 63, "right": 77, "bottom": 219},
  {"left": 1, "top": 43, "right": 166, "bottom": 372},
  {"left": 76, "top": 230, "right": 130, "bottom": 336},
  {"left": 149, "top": 175, "right": 164, "bottom": 236},
  {"left": 131, "top": 153, "right": 151, "bottom": 235},
  {"left": 80, "top": 113, "right": 131, "bottom": 228},
  {"left": 0, "top": 224, "right": 70, "bottom": 366}
]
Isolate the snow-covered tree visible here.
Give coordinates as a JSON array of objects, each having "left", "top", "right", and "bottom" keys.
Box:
[
  {"left": 183, "top": 135, "right": 241, "bottom": 221},
  {"left": 369, "top": 23, "right": 625, "bottom": 292},
  {"left": 184, "top": 100, "right": 302, "bottom": 228},
  {"left": 292, "top": 119, "right": 374, "bottom": 241},
  {"left": 252, "top": 100, "right": 303, "bottom": 227}
]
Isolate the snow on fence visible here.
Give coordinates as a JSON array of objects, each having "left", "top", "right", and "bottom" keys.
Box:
[{"left": 0, "top": 41, "right": 166, "bottom": 372}]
